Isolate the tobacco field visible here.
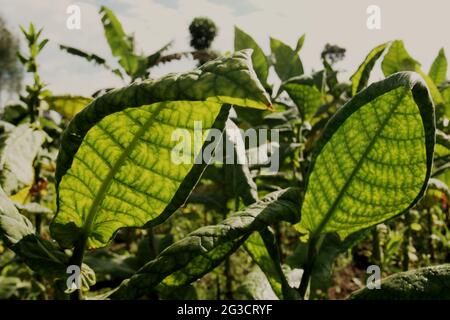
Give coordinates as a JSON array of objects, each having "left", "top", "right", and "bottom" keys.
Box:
[{"left": 0, "top": 6, "right": 450, "bottom": 300}]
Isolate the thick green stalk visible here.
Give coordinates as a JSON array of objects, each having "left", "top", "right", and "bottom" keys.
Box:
[
  {"left": 371, "top": 227, "right": 381, "bottom": 265},
  {"left": 69, "top": 236, "right": 87, "bottom": 300},
  {"left": 401, "top": 212, "right": 411, "bottom": 271}
]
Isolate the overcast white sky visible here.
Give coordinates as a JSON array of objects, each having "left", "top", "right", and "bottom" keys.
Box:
[{"left": 1, "top": 0, "right": 449, "bottom": 96}]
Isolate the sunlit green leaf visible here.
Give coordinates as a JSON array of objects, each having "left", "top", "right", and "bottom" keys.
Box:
[
  {"left": 429, "top": 48, "right": 447, "bottom": 86},
  {"left": 45, "top": 95, "right": 92, "bottom": 119},
  {"left": 99, "top": 6, "right": 139, "bottom": 76},
  {"left": 51, "top": 50, "right": 272, "bottom": 249},
  {"left": 382, "top": 40, "right": 443, "bottom": 106},
  {"left": 350, "top": 42, "right": 389, "bottom": 96},
  {"left": 270, "top": 37, "right": 303, "bottom": 81},
  {"left": 234, "top": 27, "right": 269, "bottom": 85},
  {"left": 296, "top": 72, "right": 435, "bottom": 239},
  {"left": 282, "top": 74, "right": 325, "bottom": 121}
]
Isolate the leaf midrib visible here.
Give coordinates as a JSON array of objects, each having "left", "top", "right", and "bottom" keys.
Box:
[
  {"left": 313, "top": 90, "right": 407, "bottom": 236},
  {"left": 81, "top": 103, "right": 166, "bottom": 240}
]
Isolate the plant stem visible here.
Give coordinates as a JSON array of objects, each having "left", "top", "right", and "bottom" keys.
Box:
[
  {"left": 69, "top": 236, "right": 87, "bottom": 300},
  {"left": 401, "top": 212, "right": 411, "bottom": 271},
  {"left": 371, "top": 227, "right": 381, "bottom": 265},
  {"left": 427, "top": 209, "right": 435, "bottom": 261},
  {"left": 297, "top": 234, "right": 324, "bottom": 299}
]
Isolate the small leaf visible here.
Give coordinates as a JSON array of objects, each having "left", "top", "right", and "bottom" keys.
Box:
[
  {"left": 59, "top": 44, "right": 124, "bottom": 79},
  {"left": 429, "top": 48, "right": 447, "bottom": 86},
  {"left": 295, "top": 34, "right": 306, "bottom": 53},
  {"left": 382, "top": 40, "right": 443, "bottom": 106},
  {"left": 44, "top": 95, "right": 92, "bottom": 119},
  {"left": 282, "top": 74, "right": 325, "bottom": 121},
  {"left": 234, "top": 27, "right": 269, "bottom": 85},
  {"left": 270, "top": 37, "right": 303, "bottom": 81},
  {"left": 99, "top": 6, "right": 139, "bottom": 76},
  {"left": 296, "top": 72, "right": 435, "bottom": 239},
  {"left": 349, "top": 264, "right": 450, "bottom": 299},
  {"left": 350, "top": 42, "right": 389, "bottom": 96}
]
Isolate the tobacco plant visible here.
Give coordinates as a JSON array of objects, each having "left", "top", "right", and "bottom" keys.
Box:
[{"left": 1, "top": 12, "right": 450, "bottom": 300}]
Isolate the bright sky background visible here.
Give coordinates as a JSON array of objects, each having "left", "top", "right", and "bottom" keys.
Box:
[{"left": 1, "top": 0, "right": 449, "bottom": 96}]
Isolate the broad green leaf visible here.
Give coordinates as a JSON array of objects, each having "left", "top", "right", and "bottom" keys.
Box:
[
  {"left": 99, "top": 6, "right": 139, "bottom": 76},
  {"left": 349, "top": 264, "right": 450, "bottom": 299},
  {"left": 381, "top": 41, "right": 420, "bottom": 75},
  {"left": 382, "top": 40, "right": 443, "bottom": 106},
  {"left": 111, "top": 188, "right": 300, "bottom": 299},
  {"left": 350, "top": 42, "right": 389, "bottom": 96},
  {"left": 45, "top": 95, "right": 92, "bottom": 119},
  {"left": 282, "top": 74, "right": 325, "bottom": 121},
  {"left": 0, "top": 124, "right": 47, "bottom": 195},
  {"left": 295, "top": 72, "right": 435, "bottom": 239},
  {"left": 51, "top": 50, "right": 272, "bottom": 249},
  {"left": 59, "top": 44, "right": 123, "bottom": 79},
  {"left": 234, "top": 27, "right": 269, "bottom": 85},
  {"left": 429, "top": 48, "right": 447, "bottom": 86},
  {"left": 270, "top": 37, "right": 303, "bottom": 81},
  {"left": 0, "top": 186, "right": 68, "bottom": 278}
]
